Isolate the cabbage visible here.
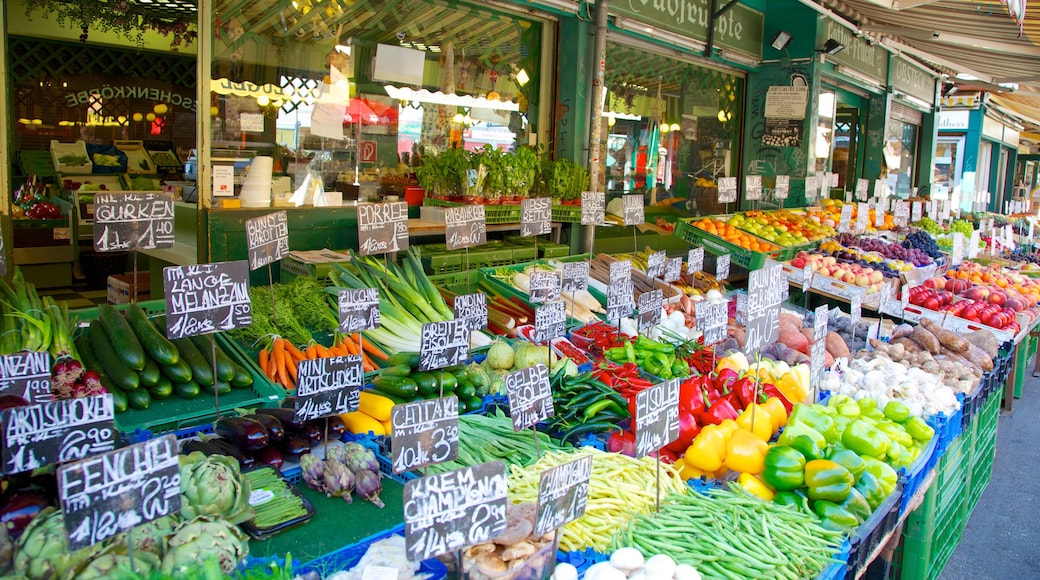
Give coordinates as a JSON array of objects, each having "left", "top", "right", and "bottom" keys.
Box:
[{"left": 486, "top": 340, "right": 515, "bottom": 370}]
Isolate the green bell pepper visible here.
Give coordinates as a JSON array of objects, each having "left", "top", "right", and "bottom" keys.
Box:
[
  {"left": 827, "top": 447, "right": 866, "bottom": 483},
  {"left": 832, "top": 414, "right": 852, "bottom": 436},
  {"left": 774, "top": 490, "right": 811, "bottom": 513},
  {"left": 887, "top": 442, "right": 914, "bottom": 470},
  {"left": 788, "top": 434, "right": 824, "bottom": 462},
  {"left": 671, "top": 358, "right": 690, "bottom": 378},
  {"left": 804, "top": 459, "right": 854, "bottom": 502},
  {"left": 883, "top": 401, "right": 911, "bottom": 423},
  {"left": 837, "top": 401, "right": 862, "bottom": 418},
  {"left": 853, "top": 471, "right": 888, "bottom": 510},
  {"left": 840, "top": 487, "right": 872, "bottom": 522},
  {"left": 790, "top": 405, "right": 840, "bottom": 442},
  {"left": 877, "top": 421, "right": 914, "bottom": 448},
  {"left": 842, "top": 419, "right": 891, "bottom": 459},
  {"left": 860, "top": 456, "right": 898, "bottom": 497},
  {"left": 762, "top": 446, "right": 807, "bottom": 491},
  {"left": 777, "top": 421, "right": 827, "bottom": 450},
  {"left": 814, "top": 500, "right": 860, "bottom": 532},
  {"left": 857, "top": 398, "right": 878, "bottom": 414},
  {"left": 635, "top": 336, "right": 674, "bottom": 354},
  {"left": 905, "top": 416, "right": 935, "bottom": 442}
]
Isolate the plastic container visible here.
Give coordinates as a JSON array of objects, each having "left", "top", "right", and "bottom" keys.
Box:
[
  {"left": 816, "top": 539, "right": 852, "bottom": 580},
  {"left": 294, "top": 524, "right": 448, "bottom": 579},
  {"left": 551, "top": 203, "right": 582, "bottom": 223},
  {"left": 845, "top": 481, "right": 904, "bottom": 579},
  {"left": 240, "top": 466, "right": 316, "bottom": 540},
  {"left": 674, "top": 217, "right": 781, "bottom": 270},
  {"left": 898, "top": 433, "right": 939, "bottom": 515}
]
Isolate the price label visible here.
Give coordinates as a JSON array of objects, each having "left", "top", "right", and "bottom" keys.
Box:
[
  {"left": 718, "top": 177, "right": 738, "bottom": 203},
  {"left": 338, "top": 288, "right": 380, "bottom": 333},
  {"left": 715, "top": 254, "right": 730, "bottom": 282},
  {"left": 403, "top": 462, "right": 508, "bottom": 561},
  {"left": 747, "top": 261, "right": 785, "bottom": 313},
  {"left": 645, "top": 250, "right": 666, "bottom": 279},
  {"left": 93, "top": 192, "right": 175, "bottom": 252},
  {"left": 695, "top": 302, "right": 728, "bottom": 346},
  {"left": 878, "top": 282, "right": 893, "bottom": 316},
  {"left": 775, "top": 175, "right": 790, "bottom": 200},
  {"left": 839, "top": 205, "right": 853, "bottom": 233},
  {"left": 164, "top": 262, "right": 251, "bottom": 339},
  {"left": 875, "top": 180, "right": 886, "bottom": 200},
  {"left": 830, "top": 173, "right": 840, "bottom": 188},
  {"left": 622, "top": 194, "right": 645, "bottom": 226},
  {"left": 895, "top": 201, "right": 909, "bottom": 227},
  {"left": 810, "top": 339, "right": 827, "bottom": 389},
  {"left": 813, "top": 304, "right": 829, "bottom": 343},
  {"left": 805, "top": 176, "right": 818, "bottom": 200},
  {"left": 391, "top": 397, "right": 459, "bottom": 474},
  {"left": 534, "top": 301, "right": 567, "bottom": 343},
  {"left": 528, "top": 270, "right": 562, "bottom": 304},
  {"left": 445, "top": 206, "right": 487, "bottom": 250},
  {"left": 875, "top": 201, "right": 885, "bottom": 227},
  {"left": 293, "top": 355, "right": 363, "bottom": 422},
  {"left": 562, "top": 262, "right": 590, "bottom": 293},
  {"left": 58, "top": 435, "right": 180, "bottom": 551},
  {"left": 607, "top": 261, "right": 635, "bottom": 321},
  {"left": 454, "top": 293, "right": 488, "bottom": 331},
  {"left": 419, "top": 320, "right": 469, "bottom": 371},
  {"left": 505, "top": 364, "right": 554, "bottom": 431},
  {"left": 802, "top": 264, "right": 814, "bottom": 289},
  {"left": 521, "top": 198, "right": 552, "bottom": 237},
  {"left": 0, "top": 351, "right": 51, "bottom": 404},
  {"left": 941, "top": 200, "right": 952, "bottom": 223},
  {"left": 735, "top": 293, "right": 748, "bottom": 326},
  {"left": 952, "top": 232, "right": 965, "bottom": 265},
  {"left": 856, "top": 179, "right": 869, "bottom": 201},
  {"left": 634, "top": 379, "right": 681, "bottom": 458},
  {"left": 581, "top": 192, "right": 605, "bottom": 226},
  {"left": 534, "top": 455, "right": 592, "bottom": 537},
  {"left": 357, "top": 201, "right": 409, "bottom": 256},
  {"left": 637, "top": 289, "right": 663, "bottom": 332},
  {"left": 1, "top": 394, "right": 115, "bottom": 475},
  {"left": 901, "top": 284, "right": 910, "bottom": 311},
  {"left": 911, "top": 202, "right": 922, "bottom": 223},
  {"left": 244, "top": 211, "right": 289, "bottom": 270},
  {"left": 663, "top": 257, "right": 682, "bottom": 283},
  {"left": 744, "top": 304, "right": 780, "bottom": 355},
  {"left": 850, "top": 290, "right": 863, "bottom": 326},
  {"left": 856, "top": 203, "right": 869, "bottom": 233},
  {"left": 745, "top": 176, "right": 763, "bottom": 201},
  {"left": 687, "top": 247, "right": 704, "bottom": 275}
]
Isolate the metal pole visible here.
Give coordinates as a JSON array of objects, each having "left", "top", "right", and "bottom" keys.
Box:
[{"left": 582, "top": 0, "right": 609, "bottom": 254}]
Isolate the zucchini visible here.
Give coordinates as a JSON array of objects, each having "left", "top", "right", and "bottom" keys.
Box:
[
  {"left": 436, "top": 372, "right": 458, "bottom": 393},
  {"left": 97, "top": 304, "right": 146, "bottom": 371},
  {"left": 125, "top": 387, "right": 151, "bottom": 410},
  {"left": 139, "top": 358, "right": 161, "bottom": 388},
  {"left": 174, "top": 380, "right": 201, "bottom": 399},
  {"left": 200, "top": 380, "right": 232, "bottom": 395},
  {"left": 88, "top": 320, "right": 140, "bottom": 391},
  {"left": 379, "top": 364, "right": 412, "bottom": 377},
  {"left": 159, "top": 358, "right": 193, "bottom": 384},
  {"left": 171, "top": 337, "right": 214, "bottom": 386},
  {"left": 230, "top": 363, "right": 253, "bottom": 388},
  {"left": 412, "top": 372, "right": 438, "bottom": 395},
  {"left": 386, "top": 352, "right": 419, "bottom": 368},
  {"left": 371, "top": 375, "right": 418, "bottom": 399},
  {"left": 188, "top": 335, "right": 235, "bottom": 382},
  {"left": 105, "top": 383, "right": 129, "bottom": 413},
  {"left": 148, "top": 376, "right": 173, "bottom": 400},
  {"left": 464, "top": 396, "right": 484, "bottom": 413},
  {"left": 125, "top": 303, "right": 179, "bottom": 365},
  {"left": 456, "top": 383, "right": 476, "bottom": 400}
]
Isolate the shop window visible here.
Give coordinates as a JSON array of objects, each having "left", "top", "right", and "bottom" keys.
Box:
[{"left": 884, "top": 118, "right": 919, "bottom": 197}]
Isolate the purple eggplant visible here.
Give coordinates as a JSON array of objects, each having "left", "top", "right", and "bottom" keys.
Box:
[
  {"left": 252, "top": 447, "right": 284, "bottom": 470},
  {"left": 246, "top": 413, "right": 284, "bottom": 442},
  {"left": 215, "top": 417, "right": 269, "bottom": 451},
  {"left": 278, "top": 435, "right": 311, "bottom": 459},
  {"left": 255, "top": 407, "right": 307, "bottom": 430}
]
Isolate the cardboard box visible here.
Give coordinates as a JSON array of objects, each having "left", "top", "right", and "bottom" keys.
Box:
[{"left": 108, "top": 272, "right": 150, "bottom": 304}]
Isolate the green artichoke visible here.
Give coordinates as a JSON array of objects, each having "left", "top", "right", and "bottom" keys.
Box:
[
  {"left": 322, "top": 461, "right": 355, "bottom": 502},
  {"left": 161, "top": 517, "right": 249, "bottom": 575},
  {"left": 300, "top": 453, "right": 326, "bottom": 493},
  {"left": 0, "top": 524, "right": 13, "bottom": 574},
  {"left": 68, "top": 543, "right": 161, "bottom": 580},
  {"left": 105, "top": 514, "right": 180, "bottom": 558},
  {"left": 14, "top": 508, "right": 102, "bottom": 580},
  {"left": 178, "top": 452, "right": 253, "bottom": 524}
]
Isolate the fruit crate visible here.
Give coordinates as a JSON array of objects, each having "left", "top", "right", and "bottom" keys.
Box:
[
  {"left": 898, "top": 432, "right": 939, "bottom": 516},
  {"left": 294, "top": 524, "right": 447, "bottom": 579},
  {"left": 422, "top": 198, "right": 521, "bottom": 224},
  {"left": 845, "top": 481, "right": 904, "bottom": 579},
  {"left": 421, "top": 249, "right": 466, "bottom": 274},
  {"left": 926, "top": 401, "right": 963, "bottom": 460},
  {"left": 552, "top": 203, "right": 582, "bottom": 223},
  {"left": 817, "top": 539, "right": 852, "bottom": 580},
  {"left": 540, "top": 241, "right": 571, "bottom": 258},
  {"left": 674, "top": 218, "right": 781, "bottom": 270},
  {"left": 959, "top": 378, "right": 986, "bottom": 432}
]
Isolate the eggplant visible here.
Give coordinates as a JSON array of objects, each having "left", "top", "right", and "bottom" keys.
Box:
[
  {"left": 290, "top": 422, "right": 323, "bottom": 445},
  {"left": 0, "top": 493, "right": 49, "bottom": 539},
  {"left": 280, "top": 396, "right": 297, "bottom": 409},
  {"left": 0, "top": 395, "right": 28, "bottom": 411},
  {"left": 326, "top": 416, "right": 347, "bottom": 439},
  {"left": 277, "top": 434, "right": 311, "bottom": 459},
  {"left": 181, "top": 439, "right": 228, "bottom": 457},
  {"left": 183, "top": 437, "right": 250, "bottom": 465},
  {"left": 252, "top": 447, "right": 284, "bottom": 470},
  {"left": 306, "top": 417, "right": 346, "bottom": 442},
  {"left": 215, "top": 417, "right": 269, "bottom": 451},
  {"left": 246, "top": 413, "right": 284, "bottom": 442},
  {"left": 255, "top": 407, "right": 306, "bottom": 430}
]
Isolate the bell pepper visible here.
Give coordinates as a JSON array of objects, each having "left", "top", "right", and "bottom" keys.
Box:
[
  {"left": 763, "top": 384, "right": 795, "bottom": 412},
  {"left": 775, "top": 370, "right": 808, "bottom": 405},
  {"left": 671, "top": 358, "right": 690, "bottom": 379},
  {"left": 725, "top": 429, "right": 768, "bottom": 474},
  {"left": 853, "top": 471, "right": 888, "bottom": 510},
  {"left": 716, "top": 419, "right": 740, "bottom": 438},
  {"left": 715, "top": 368, "right": 740, "bottom": 394},
  {"left": 636, "top": 335, "right": 674, "bottom": 354},
  {"left": 814, "top": 500, "right": 860, "bottom": 532},
  {"left": 777, "top": 422, "right": 827, "bottom": 451},
  {"left": 883, "top": 401, "right": 911, "bottom": 423},
  {"left": 733, "top": 377, "right": 759, "bottom": 408},
  {"left": 905, "top": 416, "right": 935, "bottom": 442},
  {"left": 860, "top": 456, "right": 898, "bottom": 497},
  {"left": 842, "top": 419, "right": 891, "bottom": 459},
  {"left": 774, "top": 490, "right": 810, "bottom": 513},
  {"left": 700, "top": 396, "right": 740, "bottom": 426},
  {"left": 840, "top": 487, "right": 872, "bottom": 522},
  {"left": 836, "top": 401, "right": 861, "bottom": 418},
  {"left": 665, "top": 413, "right": 701, "bottom": 455},
  {"left": 804, "top": 459, "right": 854, "bottom": 502},
  {"left": 877, "top": 422, "right": 913, "bottom": 448},
  {"left": 761, "top": 445, "right": 806, "bottom": 491},
  {"left": 827, "top": 447, "right": 865, "bottom": 482},
  {"left": 684, "top": 424, "right": 727, "bottom": 472},
  {"left": 761, "top": 396, "right": 789, "bottom": 431},
  {"left": 787, "top": 434, "right": 824, "bottom": 462},
  {"left": 887, "top": 441, "right": 912, "bottom": 469},
  {"left": 736, "top": 405, "right": 773, "bottom": 442},
  {"left": 790, "top": 404, "right": 840, "bottom": 443},
  {"left": 716, "top": 352, "right": 749, "bottom": 374},
  {"left": 858, "top": 397, "right": 882, "bottom": 417},
  {"left": 737, "top": 472, "right": 775, "bottom": 501},
  {"left": 679, "top": 377, "right": 707, "bottom": 416}
]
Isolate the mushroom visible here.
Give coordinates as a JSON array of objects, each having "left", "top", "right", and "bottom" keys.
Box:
[
  {"left": 501, "top": 541, "right": 537, "bottom": 562},
  {"left": 476, "top": 553, "right": 509, "bottom": 577}
]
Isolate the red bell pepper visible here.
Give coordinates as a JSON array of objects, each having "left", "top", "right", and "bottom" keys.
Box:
[
  {"left": 763, "top": 384, "right": 795, "bottom": 412},
  {"left": 733, "top": 377, "right": 759, "bottom": 409},
  {"left": 679, "top": 377, "right": 707, "bottom": 416},
  {"left": 608, "top": 430, "right": 637, "bottom": 457},
  {"left": 665, "top": 412, "right": 701, "bottom": 455},
  {"left": 700, "top": 396, "right": 740, "bottom": 425}
]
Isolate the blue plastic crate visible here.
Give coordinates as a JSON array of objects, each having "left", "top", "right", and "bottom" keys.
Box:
[
  {"left": 927, "top": 398, "right": 964, "bottom": 460},
  {"left": 960, "top": 378, "right": 986, "bottom": 432},
  {"left": 295, "top": 524, "right": 447, "bottom": 579},
  {"left": 845, "top": 481, "right": 903, "bottom": 578},
  {"left": 815, "top": 539, "right": 851, "bottom": 580},
  {"left": 557, "top": 549, "right": 609, "bottom": 579},
  {"left": 897, "top": 432, "right": 938, "bottom": 515},
  {"left": 281, "top": 465, "right": 302, "bottom": 486}
]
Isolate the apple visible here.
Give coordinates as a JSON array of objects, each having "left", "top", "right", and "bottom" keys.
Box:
[
  {"left": 988, "top": 292, "right": 1006, "bottom": 306},
  {"left": 843, "top": 272, "right": 857, "bottom": 284},
  {"left": 791, "top": 257, "right": 807, "bottom": 268},
  {"left": 855, "top": 274, "right": 871, "bottom": 286}
]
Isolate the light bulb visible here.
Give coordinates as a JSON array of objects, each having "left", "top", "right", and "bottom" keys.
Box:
[
  {"left": 153, "top": 103, "right": 168, "bottom": 115},
  {"left": 659, "top": 122, "right": 670, "bottom": 133},
  {"left": 452, "top": 113, "right": 465, "bottom": 124},
  {"left": 607, "top": 116, "right": 616, "bottom": 127},
  {"left": 132, "top": 113, "right": 144, "bottom": 122},
  {"left": 256, "top": 95, "right": 270, "bottom": 107},
  {"left": 670, "top": 123, "right": 681, "bottom": 132}
]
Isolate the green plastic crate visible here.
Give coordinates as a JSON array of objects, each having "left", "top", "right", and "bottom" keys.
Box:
[
  {"left": 673, "top": 218, "right": 781, "bottom": 270},
  {"left": 540, "top": 242, "right": 571, "bottom": 258},
  {"left": 551, "top": 203, "right": 582, "bottom": 223},
  {"left": 965, "top": 391, "right": 1000, "bottom": 516},
  {"left": 429, "top": 270, "right": 483, "bottom": 294},
  {"left": 421, "top": 251, "right": 465, "bottom": 274},
  {"left": 479, "top": 247, "right": 515, "bottom": 268},
  {"left": 280, "top": 256, "right": 350, "bottom": 287}
]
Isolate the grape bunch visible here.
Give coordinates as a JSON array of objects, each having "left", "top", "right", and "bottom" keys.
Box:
[
  {"left": 902, "top": 230, "right": 943, "bottom": 259},
  {"left": 836, "top": 233, "right": 933, "bottom": 266},
  {"left": 911, "top": 217, "right": 943, "bottom": 235}
]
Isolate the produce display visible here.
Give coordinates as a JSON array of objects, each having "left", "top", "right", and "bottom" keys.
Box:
[
  {"left": 687, "top": 218, "right": 780, "bottom": 252},
  {"left": 728, "top": 210, "right": 834, "bottom": 246}
]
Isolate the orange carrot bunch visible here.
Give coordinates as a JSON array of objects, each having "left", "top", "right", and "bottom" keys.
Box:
[{"left": 259, "top": 334, "right": 381, "bottom": 390}]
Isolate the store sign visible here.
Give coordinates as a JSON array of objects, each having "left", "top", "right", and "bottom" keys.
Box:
[
  {"left": 67, "top": 84, "right": 196, "bottom": 111},
  {"left": 611, "top": 0, "right": 765, "bottom": 59},
  {"left": 891, "top": 58, "right": 937, "bottom": 105},
  {"left": 820, "top": 21, "right": 888, "bottom": 84}
]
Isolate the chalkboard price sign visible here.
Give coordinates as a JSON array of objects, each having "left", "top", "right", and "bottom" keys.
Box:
[
  {"left": 534, "top": 455, "right": 592, "bottom": 537},
  {"left": 293, "top": 355, "right": 363, "bottom": 422},
  {"left": 454, "top": 292, "right": 488, "bottom": 331},
  {"left": 403, "top": 461, "right": 509, "bottom": 561},
  {"left": 745, "top": 176, "right": 763, "bottom": 201},
  {"left": 521, "top": 198, "right": 552, "bottom": 237},
  {"left": 687, "top": 247, "right": 704, "bottom": 275},
  {"left": 634, "top": 379, "right": 681, "bottom": 458},
  {"left": 606, "top": 280, "right": 634, "bottom": 322},
  {"left": 391, "top": 396, "right": 459, "bottom": 474},
  {"left": 561, "top": 262, "right": 590, "bottom": 294},
  {"left": 775, "top": 176, "right": 790, "bottom": 200},
  {"left": 164, "top": 261, "right": 251, "bottom": 340},
  {"left": 419, "top": 320, "right": 469, "bottom": 372},
  {"left": 581, "top": 192, "right": 606, "bottom": 226},
  {"left": 645, "top": 250, "right": 666, "bottom": 279},
  {"left": 744, "top": 305, "right": 780, "bottom": 355},
  {"left": 528, "top": 270, "right": 561, "bottom": 304},
  {"left": 444, "top": 206, "right": 487, "bottom": 251},
  {"left": 715, "top": 254, "right": 730, "bottom": 282},
  {"left": 637, "top": 289, "right": 663, "bottom": 332},
  {"left": 1, "top": 394, "right": 115, "bottom": 475},
  {"left": 58, "top": 435, "right": 181, "bottom": 551},
  {"left": 338, "top": 288, "right": 381, "bottom": 334},
  {"left": 357, "top": 202, "right": 409, "bottom": 256},
  {"left": 244, "top": 211, "right": 289, "bottom": 270},
  {"left": 663, "top": 257, "right": 682, "bottom": 283},
  {"left": 534, "top": 301, "right": 566, "bottom": 344},
  {"left": 746, "top": 262, "right": 785, "bottom": 314},
  {"left": 93, "top": 192, "right": 175, "bottom": 252},
  {"left": 695, "top": 302, "right": 728, "bottom": 346},
  {"left": 622, "top": 194, "right": 645, "bottom": 226},
  {"left": 717, "top": 177, "right": 738, "bottom": 204},
  {"left": 0, "top": 351, "right": 51, "bottom": 404},
  {"left": 505, "top": 364, "right": 553, "bottom": 431}
]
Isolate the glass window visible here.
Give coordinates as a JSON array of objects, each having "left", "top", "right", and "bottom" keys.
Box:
[{"left": 884, "top": 118, "right": 919, "bottom": 197}]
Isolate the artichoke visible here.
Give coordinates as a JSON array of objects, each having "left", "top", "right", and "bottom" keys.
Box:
[
  {"left": 300, "top": 453, "right": 326, "bottom": 493},
  {"left": 322, "top": 461, "right": 355, "bottom": 502},
  {"left": 69, "top": 543, "right": 161, "bottom": 580},
  {"left": 14, "top": 508, "right": 102, "bottom": 580},
  {"left": 161, "top": 517, "right": 249, "bottom": 575},
  {"left": 0, "top": 524, "right": 13, "bottom": 575},
  {"left": 178, "top": 452, "right": 254, "bottom": 524},
  {"left": 340, "top": 443, "right": 380, "bottom": 474},
  {"left": 354, "top": 469, "right": 385, "bottom": 509},
  {"left": 105, "top": 514, "right": 179, "bottom": 558}
]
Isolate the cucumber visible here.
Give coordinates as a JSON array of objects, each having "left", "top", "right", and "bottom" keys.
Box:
[
  {"left": 171, "top": 337, "right": 214, "bottom": 386},
  {"left": 371, "top": 375, "right": 418, "bottom": 398},
  {"left": 379, "top": 364, "right": 413, "bottom": 377},
  {"left": 74, "top": 335, "right": 116, "bottom": 389},
  {"left": 411, "top": 372, "right": 438, "bottom": 395},
  {"left": 148, "top": 376, "right": 173, "bottom": 400},
  {"left": 139, "top": 358, "right": 161, "bottom": 388},
  {"left": 188, "top": 335, "right": 235, "bottom": 382},
  {"left": 200, "top": 380, "right": 232, "bottom": 395},
  {"left": 230, "top": 363, "right": 253, "bottom": 389},
  {"left": 105, "top": 383, "right": 129, "bottom": 413},
  {"left": 174, "top": 380, "right": 201, "bottom": 399},
  {"left": 159, "top": 358, "right": 193, "bottom": 384},
  {"left": 97, "top": 304, "right": 146, "bottom": 371},
  {"left": 125, "top": 387, "right": 151, "bottom": 410},
  {"left": 125, "top": 303, "right": 179, "bottom": 365},
  {"left": 386, "top": 352, "right": 419, "bottom": 368},
  {"left": 88, "top": 320, "right": 140, "bottom": 391},
  {"left": 464, "top": 396, "right": 484, "bottom": 413}
]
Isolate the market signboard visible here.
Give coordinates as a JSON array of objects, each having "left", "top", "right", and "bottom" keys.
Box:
[
  {"left": 610, "top": 0, "right": 764, "bottom": 59},
  {"left": 762, "top": 87, "right": 808, "bottom": 148},
  {"left": 891, "top": 57, "right": 938, "bottom": 105},
  {"left": 820, "top": 21, "right": 888, "bottom": 84}
]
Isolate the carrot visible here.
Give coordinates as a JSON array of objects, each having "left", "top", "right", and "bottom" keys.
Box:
[
  {"left": 286, "top": 357, "right": 298, "bottom": 384},
  {"left": 361, "top": 338, "right": 388, "bottom": 361},
  {"left": 360, "top": 349, "right": 377, "bottom": 371},
  {"left": 305, "top": 344, "right": 319, "bottom": 360},
  {"left": 284, "top": 342, "right": 306, "bottom": 362},
  {"left": 273, "top": 339, "right": 288, "bottom": 387},
  {"left": 259, "top": 348, "right": 271, "bottom": 379},
  {"left": 342, "top": 337, "right": 359, "bottom": 356},
  {"left": 314, "top": 344, "right": 332, "bottom": 358},
  {"left": 331, "top": 341, "right": 352, "bottom": 357}
]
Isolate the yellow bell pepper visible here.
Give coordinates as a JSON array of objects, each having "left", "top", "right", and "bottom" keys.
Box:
[
  {"left": 716, "top": 352, "right": 749, "bottom": 374},
  {"left": 762, "top": 397, "right": 789, "bottom": 432},
  {"left": 717, "top": 419, "right": 740, "bottom": 438},
  {"left": 684, "top": 424, "right": 728, "bottom": 472},
  {"left": 736, "top": 405, "right": 773, "bottom": 442},
  {"left": 737, "top": 472, "right": 776, "bottom": 501},
  {"left": 775, "top": 371, "right": 808, "bottom": 405},
  {"left": 725, "top": 429, "right": 769, "bottom": 474},
  {"left": 675, "top": 458, "right": 711, "bottom": 481}
]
